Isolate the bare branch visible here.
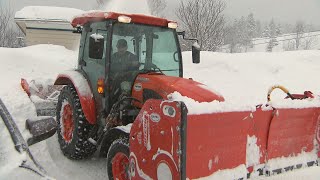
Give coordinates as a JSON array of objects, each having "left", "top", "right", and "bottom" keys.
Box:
[
  {"left": 0, "top": 4, "right": 25, "bottom": 48},
  {"left": 176, "top": 0, "right": 226, "bottom": 51}
]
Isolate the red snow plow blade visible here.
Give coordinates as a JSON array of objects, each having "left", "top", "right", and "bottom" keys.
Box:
[
  {"left": 187, "top": 107, "right": 319, "bottom": 179},
  {"left": 129, "top": 91, "right": 320, "bottom": 179}
]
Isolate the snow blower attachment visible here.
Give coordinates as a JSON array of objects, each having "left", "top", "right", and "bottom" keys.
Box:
[{"left": 21, "top": 78, "right": 62, "bottom": 116}]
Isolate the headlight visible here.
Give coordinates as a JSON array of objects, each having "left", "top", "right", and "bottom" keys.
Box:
[{"left": 157, "top": 162, "right": 172, "bottom": 180}]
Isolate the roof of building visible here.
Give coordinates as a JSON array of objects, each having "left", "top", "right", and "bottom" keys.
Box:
[{"left": 15, "top": 6, "right": 84, "bottom": 22}]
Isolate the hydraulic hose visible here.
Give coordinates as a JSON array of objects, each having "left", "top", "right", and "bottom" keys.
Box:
[{"left": 267, "top": 85, "right": 295, "bottom": 102}]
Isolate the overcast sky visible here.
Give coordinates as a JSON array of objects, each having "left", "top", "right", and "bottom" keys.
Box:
[{"left": 1, "top": 0, "right": 319, "bottom": 26}]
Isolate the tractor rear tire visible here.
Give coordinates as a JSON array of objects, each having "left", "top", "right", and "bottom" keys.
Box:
[
  {"left": 107, "top": 137, "right": 130, "bottom": 180},
  {"left": 56, "top": 85, "right": 96, "bottom": 160}
]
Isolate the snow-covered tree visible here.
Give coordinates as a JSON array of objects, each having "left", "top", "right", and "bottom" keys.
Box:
[
  {"left": 148, "top": 0, "right": 167, "bottom": 17},
  {"left": 0, "top": 5, "right": 25, "bottom": 48},
  {"left": 255, "top": 20, "right": 262, "bottom": 38},
  {"left": 237, "top": 16, "right": 250, "bottom": 51},
  {"left": 246, "top": 13, "right": 256, "bottom": 46},
  {"left": 176, "top": 0, "right": 226, "bottom": 51},
  {"left": 224, "top": 19, "right": 241, "bottom": 53},
  {"left": 294, "top": 21, "right": 305, "bottom": 50},
  {"left": 264, "top": 19, "right": 278, "bottom": 52}
]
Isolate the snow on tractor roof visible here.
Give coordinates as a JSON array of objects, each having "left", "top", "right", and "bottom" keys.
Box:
[
  {"left": 15, "top": 6, "right": 84, "bottom": 22},
  {"left": 71, "top": 11, "right": 176, "bottom": 28}
]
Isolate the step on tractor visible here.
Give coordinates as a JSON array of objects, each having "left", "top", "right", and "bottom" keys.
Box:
[{"left": 21, "top": 11, "right": 320, "bottom": 180}]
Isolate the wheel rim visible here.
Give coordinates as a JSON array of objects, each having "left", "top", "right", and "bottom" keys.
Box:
[
  {"left": 62, "top": 103, "right": 74, "bottom": 143},
  {"left": 112, "top": 152, "right": 129, "bottom": 180}
]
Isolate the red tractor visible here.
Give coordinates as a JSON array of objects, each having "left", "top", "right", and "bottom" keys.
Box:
[{"left": 36, "top": 11, "right": 320, "bottom": 179}]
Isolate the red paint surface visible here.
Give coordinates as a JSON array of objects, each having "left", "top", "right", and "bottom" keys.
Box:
[
  {"left": 62, "top": 103, "right": 74, "bottom": 143},
  {"left": 185, "top": 106, "right": 320, "bottom": 179},
  {"left": 54, "top": 74, "right": 96, "bottom": 125},
  {"left": 130, "top": 100, "right": 182, "bottom": 180},
  {"left": 187, "top": 112, "right": 251, "bottom": 178},
  {"left": 20, "top": 78, "right": 31, "bottom": 97},
  {"left": 112, "top": 152, "right": 130, "bottom": 180},
  {"left": 267, "top": 108, "right": 320, "bottom": 159},
  {"left": 132, "top": 74, "right": 224, "bottom": 108},
  {"left": 71, "top": 11, "right": 174, "bottom": 28}
]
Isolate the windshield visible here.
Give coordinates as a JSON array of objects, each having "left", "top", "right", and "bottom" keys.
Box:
[{"left": 111, "top": 23, "right": 182, "bottom": 77}]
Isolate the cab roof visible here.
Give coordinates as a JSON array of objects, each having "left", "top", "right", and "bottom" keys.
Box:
[{"left": 71, "top": 11, "right": 175, "bottom": 28}]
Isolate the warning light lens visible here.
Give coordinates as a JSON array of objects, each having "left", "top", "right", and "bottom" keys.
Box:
[
  {"left": 97, "top": 79, "right": 104, "bottom": 94},
  {"left": 118, "top": 16, "right": 132, "bottom": 23},
  {"left": 168, "top": 22, "right": 178, "bottom": 29}
]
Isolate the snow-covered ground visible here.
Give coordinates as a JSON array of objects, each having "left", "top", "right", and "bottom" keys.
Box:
[{"left": 1, "top": 45, "right": 320, "bottom": 179}]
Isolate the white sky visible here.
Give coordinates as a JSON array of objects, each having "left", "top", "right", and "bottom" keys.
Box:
[
  {"left": 1, "top": 0, "right": 319, "bottom": 26},
  {"left": 167, "top": 0, "right": 320, "bottom": 26}
]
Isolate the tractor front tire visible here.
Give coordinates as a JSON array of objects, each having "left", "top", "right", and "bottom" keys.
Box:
[
  {"left": 107, "top": 137, "right": 130, "bottom": 180},
  {"left": 56, "top": 85, "right": 96, "bottom": 160}
]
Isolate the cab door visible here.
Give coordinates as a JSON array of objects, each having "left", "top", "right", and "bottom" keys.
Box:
[{"left": 81, "top": 22, "right": 109, "bottom": 116}]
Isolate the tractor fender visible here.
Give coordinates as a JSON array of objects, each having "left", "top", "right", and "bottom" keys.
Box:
[
  {"left": 99, "top": 128, "right": 130, "bottom": 157},
  {"left": 54, "top": 70, "right": 96, "bottom": 125}
]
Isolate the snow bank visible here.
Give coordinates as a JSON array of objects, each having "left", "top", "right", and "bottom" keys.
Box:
[
  {"left": 15, "top": 6, "right": 84, "bottom": 22},
  {"left": 0, "top": 117, "right": 27, "bottom": 176},
  {"left": 0, "top": 45, "right": 79, "bottom": 179},
  {"left": 0, "top": 44, "right": 77, "bottom": 133},
  {"left": 246, "top": 135, "right": 261, "bottom": 167},
  {"left": 183, "top": 50, "right": 320, "bottom": 108}
]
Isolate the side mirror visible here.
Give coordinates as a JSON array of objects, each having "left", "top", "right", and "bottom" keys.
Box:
[
  {"left": 89, "top": 34, "right": 105, "bottom": 59},
  {"left": 192, "top": 42, "right": 201, "bottom": 64},
  {"left": 26, "top": 117, "right": 57, "bottom": 146}
]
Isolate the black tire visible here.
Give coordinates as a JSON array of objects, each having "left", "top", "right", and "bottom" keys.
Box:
[
  {"left": 56, "top": 85, "right": 96, "bottom": 159},
  {"left": 107, "top": 137, "right": 130, "bottom": 180}
]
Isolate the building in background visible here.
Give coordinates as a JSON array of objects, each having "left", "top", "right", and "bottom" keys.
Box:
[{"left": 14, "top": 6, "right": 83, "bottom": 50}]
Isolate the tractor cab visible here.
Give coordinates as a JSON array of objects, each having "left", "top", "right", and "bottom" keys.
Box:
[{"left": 72, "top": 12, "right": 196, "bottom": 125}]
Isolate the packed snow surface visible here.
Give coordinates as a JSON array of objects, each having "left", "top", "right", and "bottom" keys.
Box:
[
  {"left": 1, "top": 45, "right": 320, "bottom": 179},
  {"left": 246, "top": 135, "right": 261, "bottom": 167},
  {"left": 15, "top": 6, "right": 84, "bottom": 22}
]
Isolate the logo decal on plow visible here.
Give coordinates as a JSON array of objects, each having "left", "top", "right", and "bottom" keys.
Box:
[
  {"left": 150, "top": 113, "right": 161, "bottom": 122},
  {"left": 134, "top": 83, "right": 142, "bottom": 92},
  {"left": 142, "top": 111, "right": 151, "bottom": 150}
]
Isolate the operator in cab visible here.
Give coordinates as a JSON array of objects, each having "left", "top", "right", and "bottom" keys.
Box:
[
  {"left": 110, "top": 39, "right": 140, "bottom": 99},
  {"left": 111, "top": 39, "right": 139, "bottom": 72}
]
